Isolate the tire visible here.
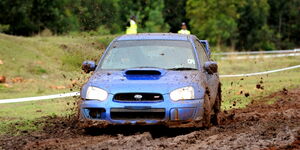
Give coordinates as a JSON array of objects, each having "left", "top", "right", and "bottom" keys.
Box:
[
  {"left": 203, "top": 84, "right": 222, "bottom": 127},
  {"left": 211, "top": 89, "right": 221, "bottom": 125},
  {"left": 202, "top": 93, "right": 212, "bottom": 128}
]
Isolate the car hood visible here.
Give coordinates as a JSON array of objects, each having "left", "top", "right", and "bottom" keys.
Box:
[{"left": 82, "top": 68, "right": 205, "bottom": 97}]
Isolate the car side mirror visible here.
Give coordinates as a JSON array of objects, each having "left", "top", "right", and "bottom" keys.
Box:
[
  {"left": 82, "top": 61, "right": 96, "bottom": 73},
  {"left": 204, "top": 61, "right": 218, "bottom": 74},
  {"left": 199, "top": 40, "right": 211, "bottom": 58}
]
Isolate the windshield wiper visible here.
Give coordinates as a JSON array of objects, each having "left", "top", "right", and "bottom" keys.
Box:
[{"left": 168, "top": 67, "right": 197, "bottom": 70}]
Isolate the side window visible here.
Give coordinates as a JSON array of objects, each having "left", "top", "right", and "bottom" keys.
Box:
[{"left": 194, "top": 40, "right": 209, "bottom": 66}]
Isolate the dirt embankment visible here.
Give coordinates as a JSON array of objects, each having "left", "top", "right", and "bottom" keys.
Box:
[{"left": 1, "top": 88, "right": 300, "bottom": 150}]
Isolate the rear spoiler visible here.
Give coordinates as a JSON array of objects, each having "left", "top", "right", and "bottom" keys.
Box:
[{"left": 199, "top": 40, "right": 211, "bottom": 57}]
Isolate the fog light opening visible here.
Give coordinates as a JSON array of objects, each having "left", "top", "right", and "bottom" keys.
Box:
[{"left": 87, "top": 108, "right": 105, "bottom": 119}]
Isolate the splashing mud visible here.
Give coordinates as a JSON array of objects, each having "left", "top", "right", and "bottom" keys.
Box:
[{"left": 0, "top": 88, "right": 300, "bottom": 150}]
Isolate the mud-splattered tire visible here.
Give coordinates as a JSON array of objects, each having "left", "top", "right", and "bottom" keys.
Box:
[
  {"left": 202, "top": 93, "right": 212, "bottom": 128},
  {"left": 211, "top": 89, "right": 221, "bottom": 125},
  {"left": 203, "top": 84, "right": 222, "bottom": 127}
]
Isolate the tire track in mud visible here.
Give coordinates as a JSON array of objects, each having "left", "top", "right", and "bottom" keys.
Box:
[{"left": 1, "top": 88, "right": 300, "bottom": 150}]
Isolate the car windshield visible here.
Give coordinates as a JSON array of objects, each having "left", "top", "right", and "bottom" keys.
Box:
[{"left": 99, "top": 40, "right": 197, "bottom": 70}]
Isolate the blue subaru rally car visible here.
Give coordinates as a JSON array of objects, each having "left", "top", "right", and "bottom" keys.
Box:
[{"left": 80, "top": 33, "right": 221, "bottom": 128}]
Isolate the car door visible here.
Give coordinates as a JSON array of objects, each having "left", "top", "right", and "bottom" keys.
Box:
[{"left": 194, "top": 40, "right": 219, "bottom": 105}]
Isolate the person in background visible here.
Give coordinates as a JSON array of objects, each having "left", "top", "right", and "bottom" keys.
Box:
[
  {"left": 178, "top": 22, "right": 191, "bottom": 34},
  {"left": 126, "top": 16, "right": 137, "bottom": 34}
]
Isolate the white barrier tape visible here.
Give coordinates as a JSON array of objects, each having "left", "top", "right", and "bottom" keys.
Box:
[
  {"left": 220, "top": 65, "right": 300, "bottom": 78},
  {"left": 214, "top": 49, "right": 300, "bottom": 55},
  {"left": 1, "top": 65, "right": 300, "bottom": 104},
  {"left": 220, "top": 53, "right": 300, "bottom": 60},
  {"left": 0, "top": 92, "right": 79, "bottom": 104}
]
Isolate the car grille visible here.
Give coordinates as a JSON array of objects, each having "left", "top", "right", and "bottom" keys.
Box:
[
  {"left": 113, "top": 93, "right": 163, "bottom": 102},
  {"left": 110, "top": 108, "right": 165, "bottom": 120}
]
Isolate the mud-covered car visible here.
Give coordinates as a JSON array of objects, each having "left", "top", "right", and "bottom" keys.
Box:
[{"left": 80, "top": 33, "right": 221, "bottom": 128}]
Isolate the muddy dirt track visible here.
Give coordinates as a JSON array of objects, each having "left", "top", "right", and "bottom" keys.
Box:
[{"left": 1, "top": 88, "right": 300, "bottom": 150}]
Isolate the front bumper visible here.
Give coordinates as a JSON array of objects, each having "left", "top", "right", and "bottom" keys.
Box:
[{"left": 80, "top": 94, "right": 204, "bottom": 127}]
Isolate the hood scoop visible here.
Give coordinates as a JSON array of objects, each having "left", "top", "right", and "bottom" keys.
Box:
[
  {"left": 125, "top": 70, "right": 161, "bottom": 76},
  {"left": 124, "top": 69, "right": 164, "bottom": 80}
]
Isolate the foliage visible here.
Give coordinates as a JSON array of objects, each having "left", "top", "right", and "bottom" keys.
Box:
[
  {"left": 0, "top": 24, "right": 9, "bottom": 33},
  {"left": 0, "top": 0, "right": 300, "bottom": 50},
  {"left": 0, "top": 0, "right": 78, "bottom": 35},
  {"left": 236, "top": 0, "right": 274, "bottom": 50},
  {"left": 74, "top": 0, "right": 119, "bottom": 32},
  {"left": 117, "top": 0, "right": 148, "bottom": 33},
  {"left": 186, "top": 0, "right": 240, "bottom": 48},
  {"left": 144, "top": 0, "right": 170, "bottom": 32},
  {"left": 267, "top": 0, "right": 300, "bottom": 49},
  {"left": 163, "top": 0, "right": 189, "bottom": 33},
  {"left": 186, "top": 0, "right": 300, "bottom": 50}
]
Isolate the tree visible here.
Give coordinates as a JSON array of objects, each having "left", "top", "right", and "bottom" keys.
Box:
[
  {"left": 163, "top": 0, "right": 188, "bottom": 33},
  {"left": 144, "top": 0, "right": 170, "bottom": 32},
  {"left": 117, "top": 0, "right": 170, "bottom": 33},
  {"left": 0, "top": 0, "right": 35, "bottom": 35},
  {"left": 0, "top": 0, "right": 79, "bottom": 35},
  {"left": 30, "top": 0, "right": 79, "bottom": 34},
  {"left": 236, "top": 0, "right": 275, "bottom": 50},
  {"left": 267, "top": 0, "right": 300, "bottom": 49},
  {"left": 117, "top": 0, "right": 148, "bottom": 33},
  {"left": 76, "top": 0, "right": 120, "bottom": 32},
  {"left": 186, "top": 0, "right": 240, "bottom": 48},
  {"left": 1, "top": 0, "right": 299, "bottom": 51}
]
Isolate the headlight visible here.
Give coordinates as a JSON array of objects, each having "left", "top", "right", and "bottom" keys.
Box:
[
  {"left": 170, "top": 86, "right": 195, "bottom": 101},
  {"left": 86, "top": 87, "right": 108, "bottom": 101}
]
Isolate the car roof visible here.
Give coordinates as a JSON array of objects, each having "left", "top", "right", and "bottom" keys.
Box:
[{"left": 117, "top": 33, "right": 194, "bottom": 41}]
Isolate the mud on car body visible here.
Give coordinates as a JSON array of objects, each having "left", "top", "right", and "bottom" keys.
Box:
[{"left": 80, "top": 33, "right": 221, "bottom": 128}]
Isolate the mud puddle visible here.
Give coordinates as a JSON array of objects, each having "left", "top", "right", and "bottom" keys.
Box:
[{"left": 1, "top": 88, "right": 299, "bottom": 150}]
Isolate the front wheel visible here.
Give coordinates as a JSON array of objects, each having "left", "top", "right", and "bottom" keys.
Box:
[
  {"left": 211, "top": 89, "right": 221, "bottom": 125},
  {"left": 203, "top": 85, "right": 222, "bottom": 127},
  {"left": 202, "top": 93, "right": 212, "bottom": 128}
]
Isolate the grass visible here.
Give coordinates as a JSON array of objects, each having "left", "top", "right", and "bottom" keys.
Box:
[
  {"left": 0, "top": 97, "right": 76, "bottom": 135},
  {"left": 0, "top": 33, "right": 117, "bottom": 135},
  {"left": 0, "top": 33, "right": 299, "bottom": 135},
  {"left": 217, "top": 55, "right": 300, "bottom": 109},
  {"left": 0, "top": 33, "right": 117, "bottom": 99}
]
